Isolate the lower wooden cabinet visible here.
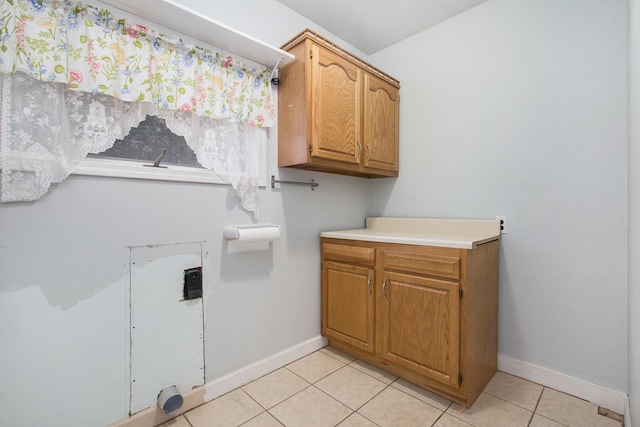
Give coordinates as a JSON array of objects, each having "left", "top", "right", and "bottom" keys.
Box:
[
  {"left": 380, "top": 271, "right": 461, "bottom": 388},
  {"left": 323, "top": 261, "right": 375, "bottom": 353},
  {"left": 321, "top": 237, "right": 499, "bottom": 407}
]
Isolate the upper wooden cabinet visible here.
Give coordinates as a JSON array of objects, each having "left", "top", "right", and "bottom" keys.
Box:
[{"left": 278, "top": 29, "right": 400, "bottom": 178}]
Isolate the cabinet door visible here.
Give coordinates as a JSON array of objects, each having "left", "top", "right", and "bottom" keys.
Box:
[
  {"left": 310, "top": 43, "right": 362, "bottom": 165},
  {"left": 322, "top": 261, "right": 375, "bottom": 353},
  {"left": 379, "top": 271, "right": 460, "bottom": 388},
  {"left": 363, "top": 73, "right": 399, "bottom": 173}
]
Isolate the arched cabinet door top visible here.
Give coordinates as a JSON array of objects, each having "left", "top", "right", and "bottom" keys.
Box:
[{"left": 278, "top": 29, "right": 400, "bottom": 178}]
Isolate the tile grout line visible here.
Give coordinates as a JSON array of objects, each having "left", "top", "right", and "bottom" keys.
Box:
[
  {"left": 303, "top": 384, "right": 356, "bottom": 426},
  {"left": 527, "top": 386, "right": 547, "bottom": 427},
  {"left": 293, "top": 350, "right": 543, "bottom": 427},
  {"left": 481, "top": 389, "right": 540, "bottom": 413},
  {"left": 238, "top": 373, "right": 313, "bottom": 427},
  {"left": 441, "top": 402, "right": 474, "bottom": 426},
  {"left": 283, "top": 363, "right": 339, "bottom": 385},
  {"left": 353, "top": 381, "right": 392, "bottom": 412},
  {"left": 310, "top": 350, "right": 389, "bottom": 426},
  {"left": 259, "top": 355, "right": 355, "bottom": 426},
  {"left": 345, "top": 373, "right": 454, "bottom": 426},
  {"left": 429, "top": 410, "right": 447, "bottom": 427},
  {"left": 346, "top": 381, "right": 388, "bottom": 427},
  {"left": 179, "top": 350, "right": 615, "bottom": 427},
  {"left": 236, "top": 388, "right": 271, "bottom": 426},
  {"left": 445, "top": 392, "right": 537, "bottom": 427},
  {"left": 287, "top": 350, "right": 389, "bottom": 426},
  {"left": 318, "top": 347, "right": 356, "bottom": 364},
  {"left": 258, "top": 350, "right": 551, "bottom": 427},
  {"left": 388, "top": 381, "right": 454, "bottom": 415},
  {"left": 322, "top": 348, "right": 458, "bottom": 423}
]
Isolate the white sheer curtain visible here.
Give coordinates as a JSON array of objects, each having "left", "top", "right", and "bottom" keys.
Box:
[
  {"left": 0, "top": 72, "right": 265, "bottom": 214},
  {"left": 0, "top": 0, "right": 275, "bottom": 217}
]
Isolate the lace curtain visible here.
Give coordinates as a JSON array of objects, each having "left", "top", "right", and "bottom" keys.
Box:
[{"left": 0, "top": 0, "right": 275, "bottom": 217}]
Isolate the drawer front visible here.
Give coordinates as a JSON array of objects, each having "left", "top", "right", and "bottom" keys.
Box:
[
  {"left": 322, "top": 241, "right": 375, "bottom": 266},
  {"left": 382, "top": 250, "right": 460, "bottom": 280}
]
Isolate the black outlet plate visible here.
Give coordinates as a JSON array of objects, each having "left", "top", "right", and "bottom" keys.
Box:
[{"left": 183, "top": 267, "right": 202, "bottom": 300}]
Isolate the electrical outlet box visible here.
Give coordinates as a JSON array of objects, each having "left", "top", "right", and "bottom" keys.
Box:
[
  {"left": 183, "top": 267, "right": 203, "bottom": 300},
  {"left": 496, "top": 216, "right": 508, "bottom": 234}
]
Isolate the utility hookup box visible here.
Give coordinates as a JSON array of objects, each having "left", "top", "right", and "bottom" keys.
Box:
[{"left": 183, "top": 267, "right": 203, "bottom": 300}]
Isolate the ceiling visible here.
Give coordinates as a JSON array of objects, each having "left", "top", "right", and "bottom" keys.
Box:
[{"left": 274, "top": 0, "right": 488, "bottom": 55}]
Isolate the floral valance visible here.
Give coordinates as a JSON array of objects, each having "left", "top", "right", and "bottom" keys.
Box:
[
  {"left": 0, "top": 0, "right": 275, "bottom": 217},
  {"left": 0, "top": 0, "right": 275, "bottom": 127}
]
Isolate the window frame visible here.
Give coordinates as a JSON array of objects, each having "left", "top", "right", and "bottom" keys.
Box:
[{"left": 72, "top": 136, "right": 268, "bottom": 187}]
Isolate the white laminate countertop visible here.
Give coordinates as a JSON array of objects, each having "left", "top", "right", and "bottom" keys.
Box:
[{"left": 320, "top": 217, "right": 501, "bottom": 249}]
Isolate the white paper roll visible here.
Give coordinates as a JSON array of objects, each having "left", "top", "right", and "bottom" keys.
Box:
[{"left": 223, "top": 225, "right": 280, "bottom": 242}]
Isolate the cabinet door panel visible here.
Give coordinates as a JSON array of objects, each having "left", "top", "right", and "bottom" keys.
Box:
[
  {"left": 363, "top": 74, "right": 399, "bottom": 172},
  {"left": 380, "top": 272, "right": 460, "bottom": 387},
  {"left": 322, "top": 261, "right": 374, "bottom": 353},
  {"left": 311, "top": 44, "right": 362, "bottom": 165}
]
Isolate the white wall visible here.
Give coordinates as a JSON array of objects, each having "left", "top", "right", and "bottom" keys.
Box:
[
  {"left": 0, "top": 1, "right": 370, "bottom": 426},
  {"left": 173, "top": 0, "right": 368, "bottom": 58},
  {"left": 629, "top": 0, "right": 639, "bottom": 424},
  {"left": 369, "top": 0, "right": 629, "bottom": 393},
  {"left": 0, "top": 1, "right": 632, "bottom": 426}
]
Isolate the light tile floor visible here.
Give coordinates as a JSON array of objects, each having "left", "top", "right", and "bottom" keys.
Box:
[{"left": 161, "top": 347, "right": 623, "bottom": 427}]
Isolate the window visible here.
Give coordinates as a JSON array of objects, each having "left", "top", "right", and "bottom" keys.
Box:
[
  {"left": 73, "top": 116, "right": 268, "bottom": 186},
  {"left": 0, "top": 0, "right": 281, "bottom": 216},
  {"left": 92, "top": 115, "right": 201, "bottom": 167}
]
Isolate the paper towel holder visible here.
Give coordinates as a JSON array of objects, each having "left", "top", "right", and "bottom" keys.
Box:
[{"left": 223, "top": 224, "right": 280, "bottom": 242}]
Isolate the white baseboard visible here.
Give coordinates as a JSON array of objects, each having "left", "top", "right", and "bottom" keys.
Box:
[
  {"left": 498, "top": 354, "right": 627, "bottom": 415},
  {"left": 200, "top": 335, "right": 328, "bottom": 401},
  {"left": 113, "top": 344, "right": 628, "bottom": 426},
  {"left": 111, "top": 335, "right": 328, "bottom": 427},
  {"left": 625, "top": 395, "right": 631, "bottom": 427}
]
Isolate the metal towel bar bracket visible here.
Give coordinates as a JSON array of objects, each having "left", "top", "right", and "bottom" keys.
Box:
[
  {"left": 271, "top": 175, "right": 318, "bottom": 190},
  {"left": 270, "top": 56, "right": 284, "bottom": 85}
]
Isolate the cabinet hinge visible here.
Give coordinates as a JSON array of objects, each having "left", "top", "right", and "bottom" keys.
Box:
[
  {"left": 458, "top": 374, "right": 463, "bottom": 385},
  {"left": 309, "top": 144, "right": 313, "bottom": 154},
  {"left": 459, "top": 289, "right": 463, "bottom": 299}
]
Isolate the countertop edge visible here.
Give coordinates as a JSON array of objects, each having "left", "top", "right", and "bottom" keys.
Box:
[
  {"left": 320, "top": 230, "right": 500, "bottom": 249},
  {"left": 321, "top": 218, "right": 501, "bottom": 249}
]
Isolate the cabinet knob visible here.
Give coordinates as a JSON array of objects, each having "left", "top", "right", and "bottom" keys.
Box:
[
  {"left": 366, "top": 144, "right": 371, "bottom": 161},
  {"left": 367, "top": 276, "right": 372, "bottom": 295},
  {"left": 382, "top": 278, "right": 387, "bottom": 298},
  {"left": 357, "top": 141, "right": 362, "bottom": 160}
]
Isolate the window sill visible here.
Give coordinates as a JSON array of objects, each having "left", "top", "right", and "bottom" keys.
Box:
[
  {"left": 73, "top": 156, "right": 267, "bottom": 187},
  {"left": 73, "top": 158, "right": 226, "bottom": 184}
]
